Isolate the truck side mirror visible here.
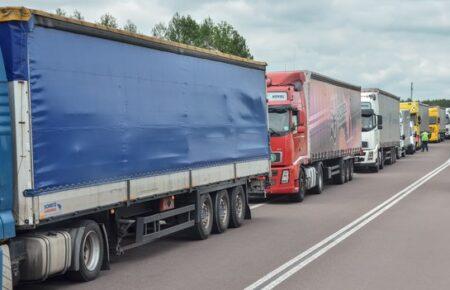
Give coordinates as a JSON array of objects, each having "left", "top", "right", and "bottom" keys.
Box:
[
  {"left": 297, "top": 125, "right": 306, "bottom": 134},
  {"left": 402, "top": 134, "right": 405, "bottom": 140},
  {"left": 418, "top": 116, "right": 421, "bottom": 124},
  {"left": 377, "top": 115, "right": 383, "bottom": 129}
]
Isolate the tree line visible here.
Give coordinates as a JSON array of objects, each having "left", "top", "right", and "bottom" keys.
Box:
[
  {"left": 402, "top": 98, "right": 450, "bottom": 108},
  {"left": 55, "top": 8, "right": 252, "bottom": 59}
]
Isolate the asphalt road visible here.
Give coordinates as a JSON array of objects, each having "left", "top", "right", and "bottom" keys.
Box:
[{"left": 19, "top": 142, "right": 450, "bottom": 290}]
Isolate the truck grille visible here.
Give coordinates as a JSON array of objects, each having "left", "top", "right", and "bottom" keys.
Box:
[{"left": 362, "top": 141, "right": 368, "bottom": 148}]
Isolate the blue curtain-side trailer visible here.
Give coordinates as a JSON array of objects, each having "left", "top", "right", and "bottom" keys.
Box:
[{"left": 0, "top": 7, "right": 269, "bottom": 287}]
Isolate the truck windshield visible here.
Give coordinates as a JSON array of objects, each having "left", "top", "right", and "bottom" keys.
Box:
[
  {"left": 268, "top": 109, "right": 290, "bottom": 136},
  {"left": 362, "top": 115, "right": 376, "bottom": 131},
  {"left": 429, "top": 116, "right": 437, "bottom": 125}
]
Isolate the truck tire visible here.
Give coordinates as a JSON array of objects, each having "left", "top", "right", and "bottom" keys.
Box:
[
  {"left": 192, "top": 193, "right": 213, "bottom": 239},
  {"left": 344, "top": 160, "right": 350, "bottom": 183},
  {"left": 333, "top": 159, "right": 346, "bottom": 185},
  {"left": 392, "top": 150, "right": 397, "bottom": 164},
  {"left": 290, "top": 168, "right": 306, "bottom": 202},
  {"left": 212, "top": 190, "right": 230, "bottom": 234},
  {"left": 67, "top": 220, "right": 104, "bottom": 282},
  {"left": 310, "top": 164, "right": 324, "bottom": 194},
  {"left": 229, "top": 186, "right": 246, "bottom": 228},
  {"left": 379, "top": 151, "right": 384, "bottom": 170},
  {"left": 348, "top": 159, "right": 354, "bottom": 181}
]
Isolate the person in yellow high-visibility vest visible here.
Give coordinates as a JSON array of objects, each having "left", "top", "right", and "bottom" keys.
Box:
[{"left": 421, "top": 131, "right": 429, "bottom": 152}]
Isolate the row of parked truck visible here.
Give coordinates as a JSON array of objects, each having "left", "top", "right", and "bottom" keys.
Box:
[{"left": 0, "top": 8, "right": 448, "bottom": 288}]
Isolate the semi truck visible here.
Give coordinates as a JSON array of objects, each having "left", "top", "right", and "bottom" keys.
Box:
[
  {"left": 264, "top": 71, "right": 361, "bottom": 202},
  {"left": 428, "top": 106, "right": 446, "bottom": 142},
  {"left": 400, "top": 101, "right": 429, "bottom": 149},
  {"left": 355, "top": 89, "right": 400, "bottom": 172},
  {"left": 399, "top": 110, "right": 414, "bottom": 156},
  {"left": 0, "top": 7, "right": 270, "bottom": 287}
]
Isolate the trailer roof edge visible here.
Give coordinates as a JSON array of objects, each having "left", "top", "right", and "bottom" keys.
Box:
[
  {"left": 306, "top": 71, "right": 361, "bottom": 92},
  {"left": 0, "top": 7, "right": 267, "bottom": 71},
  {"left": 362, "top": 88, "right": 401, "bottom": 101}
]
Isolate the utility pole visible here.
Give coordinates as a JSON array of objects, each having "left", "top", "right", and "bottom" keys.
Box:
[{"left": 410, "top": 82, "right": 414, "bottom": 101}]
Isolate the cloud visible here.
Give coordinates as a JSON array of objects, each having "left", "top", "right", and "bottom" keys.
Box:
[{"left": 2, "top": 0, "right": 449, "bottom": 99}]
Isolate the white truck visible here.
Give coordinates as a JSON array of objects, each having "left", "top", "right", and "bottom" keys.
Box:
[
  {"left": 355, "top": 88, "right": 400, "bottom": 172},
  {"left": 399, "top": 110, "right": 414, "bottom": 157}
]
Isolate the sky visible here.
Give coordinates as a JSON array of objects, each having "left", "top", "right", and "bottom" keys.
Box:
[{"left": 2, "top": 0, "right": 449, "bottom": 100}]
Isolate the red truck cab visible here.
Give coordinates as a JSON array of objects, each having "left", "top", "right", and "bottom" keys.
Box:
[{"left": 266, "top": 72, "right": 309, "bottom": 198}]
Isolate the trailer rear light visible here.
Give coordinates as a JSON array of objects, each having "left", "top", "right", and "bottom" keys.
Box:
[{"left": 281, "top": 170, "right": 289, "bottom": 183}]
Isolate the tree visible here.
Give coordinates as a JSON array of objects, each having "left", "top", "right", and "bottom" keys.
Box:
[
  {"left": 55, "top": 8, "right": 67, "bottom": 17},
  {"left": 123, "top": 20, "right": 138, "bottom": 33},
  {"left": 99, "top": 13, "right": 118, "bottom": 29},
  {"left": 152, "top": 13, "right": 253, "bottom": 59},
  {"left": 423, "top": 99, "right": 450, "bottom": 108},
  {"left": 72, "top": 10, "right": 84, "bottom": 21}
]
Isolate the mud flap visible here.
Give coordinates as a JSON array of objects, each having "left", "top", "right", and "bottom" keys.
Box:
[{"left": 0, "top": 244, "right": 12, "bottom": 290}]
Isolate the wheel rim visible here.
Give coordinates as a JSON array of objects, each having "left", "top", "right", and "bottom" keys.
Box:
[
  {"left": 218, "top": 194, "right": 229, "bottom": 225},
  {"left": 201, "top": 199, "right": 211, "bottom": 230},
  {"left": 82, "top": 230, "right": 101, "bottom": 272},
  {"left": 235, "top": 192, "right": 244, "bottom": 219}
]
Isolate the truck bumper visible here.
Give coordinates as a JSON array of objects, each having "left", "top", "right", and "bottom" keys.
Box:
[
  {"left": 267, "top": 165, "right": 299, "bottom": 195},
  {"left": 354, "top": 148, "right": 378, "bottom": 168}
]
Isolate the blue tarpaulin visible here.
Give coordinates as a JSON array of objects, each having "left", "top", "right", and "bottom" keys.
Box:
[{"left": 0, "top": 18, "right": 268, "bottom": 195}]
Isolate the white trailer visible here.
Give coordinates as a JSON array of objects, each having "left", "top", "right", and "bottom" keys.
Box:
[
  {"left": 419, "top": 103, "right": 430, "bottom": 133},
  {"left": 399, "top": 110, "right": 414, "bottom": 157}
]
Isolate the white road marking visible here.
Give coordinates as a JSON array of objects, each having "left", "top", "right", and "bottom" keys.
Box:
[
  {"left": 245, "top": 158, "right": 450, "bottom": 290},
  {"left": 250, "top": 203, "right": 266, "bottom": 210}
]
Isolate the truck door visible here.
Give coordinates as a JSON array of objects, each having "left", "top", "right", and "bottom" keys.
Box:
[{"left": 0, "top": 47, "right": 15, "bottom": 239}]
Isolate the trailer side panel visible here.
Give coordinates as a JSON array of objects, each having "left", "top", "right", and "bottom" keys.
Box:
[{"left": 306, "top": 76, "right": 361, "bottom": 160}]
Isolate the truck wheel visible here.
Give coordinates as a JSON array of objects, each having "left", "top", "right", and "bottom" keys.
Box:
[
  {"left": 333, "top": 159, "right": 346, "bottom": 185},
  {"left": 348, "top": 160, "right": 354, "bottom": 181},
  {"left": 229, "top": 186, "right": 246, "bottom": 228},
  {"left": 192, "top": 193, "right": 213, "bottom": 239},
  {"left": 212, "top": 190, "right": 230, "bottom": 234},
  {"left": 310, "top": 165, "right": 324, "bottom": 194},
  {"left": 67, "top": 220, "right": 104, "bottom": 282},
  {"left": 345, "top": 160, "right": 350, "bottom": 183},
  {"left": 379, "top": 152, "right": 384, "bottom": 170},
  {"left": 392, "top": 150, "right": 397, "bottom": 164},
  {"left": 290, "top": 168, "right": 306, "bottom": 202}
]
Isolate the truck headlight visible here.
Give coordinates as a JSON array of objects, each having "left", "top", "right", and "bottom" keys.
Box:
[
  {"left": 368, "top": 151, "right": 373, "bottom": 160},
  {"left": 281, "top": 170, "right": 289, "bottom": 183}
]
